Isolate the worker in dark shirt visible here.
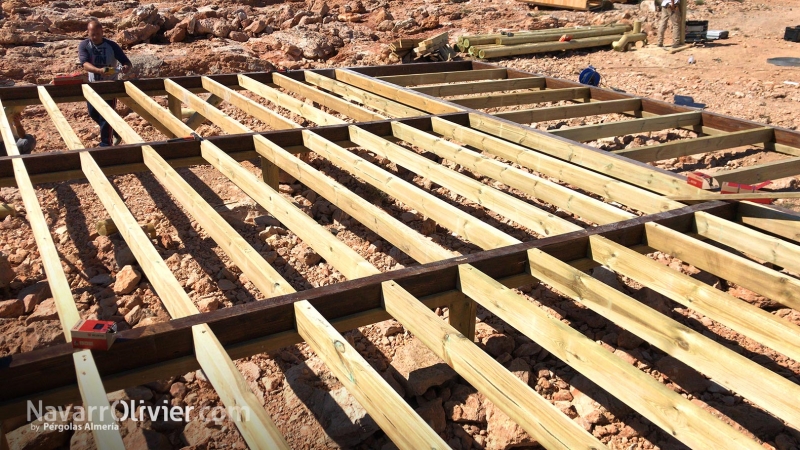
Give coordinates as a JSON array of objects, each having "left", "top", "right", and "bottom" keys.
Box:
[{"left": 78, "top": 19, "right": 132, "bottom": 147}]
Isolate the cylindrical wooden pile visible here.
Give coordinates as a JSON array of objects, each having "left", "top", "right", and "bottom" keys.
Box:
[{"left": 457, "top": 24, "right": 646, "bottom": 59}]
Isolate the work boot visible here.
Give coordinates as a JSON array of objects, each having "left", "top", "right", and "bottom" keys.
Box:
[{"left": 657, "top": 42, "right": 663, "bottom": 47}]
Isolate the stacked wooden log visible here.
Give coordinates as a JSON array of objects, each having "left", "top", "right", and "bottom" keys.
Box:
[
  {"left": 389, "top": 32, "right": 456, "bottom": 63},
  {"left": 457, "top": 24, "right": 645, "bottom": 59}
]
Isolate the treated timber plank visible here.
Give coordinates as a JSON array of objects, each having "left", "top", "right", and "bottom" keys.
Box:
[
  {"left": 333, "top": 69, "right": 460, "bottom": 115},
  {"left": 710, "top": 156, "right": 800, "bottom": 184},
  {"left": 613, "top": 127, "right": 775, "bottom": 162},
  {"left": 82, "top": 84, "right": 291, "bottom": 449},
  {"left": 185, "top": 94, "right": 222, "bottom": 129},
  {"left": 390, "top": 122, "right": 633, "bottom": 225},
  {"left": 260, "top": 132, "right": 468, "bottom": 262},
  {"left": 450, "top": 87, "right": 591, "bottom": 109},
  {"left": 588, "top": 235, "right": 800, "bottom": 364},
  {"left": 0, "top": 99, "right": 80, "bottom": 337},
  {"left": 430, "top": 117, "right": 684, "bottom": 214},
  {"left": 644, "top": 222, "right": 800, "bottom": 311},
  {"left": 467, "top": 113, "right": 703, "bottom": 197},
  {"left": 382, "top": 281, "right": 606, "bottom": 450},
  {"left": 457, "top": 264, "right": 761, "bottom": 450},
  {"left": 165, "top": 81, "right": 250, "bottom": 135},
  {"left": 0, "top": 201, "right": 732, "bottom": 416},
  {"left": 348, "top": 126, "right": 582, "bottom": 237},
  {"left": 303, "top": 129, "right": 520, "bottom": 251},
  {"left": 377, "top": 68, "right": 507, "bottom": 86},
  {"left": 238, "top": 75, "right": 344, "bottom": 127},
  {"left": 273, "top": 73, "right": 385, "bottom": 122},
  {"left": 526, "top": 247, "right": 800, "bottom": 437},
  {"left": 14, "top": 90, "right": 124, "bottom": 449},
  {"left": 737, "top": 202, "right": 800, "bottom": 244},
  {"left": 551, "top": 112, "right": 703, "bottom": 142},
  {"left": 304, "top": 71, "right": 427, "bottom": 118},
  {"left": 200, "top": 77, "right": 299, "bottom": 130},
  {"left": 118, "top": 96, "right": 176, "bottom": 138},
  {"left": 493, "top": 98, "right": 642, "bottom": 124},
  {"left": 695, "top": 211, "right": 800, "bottom": 275},
  {"left": 411, "top": 77, "right": 546, "bottom": 97},
  {"left": 127, "top": 81, "right": 379, "bottom": 280},
  {"left": 295, "top": 302, "right": 449, "bottom": 449}
]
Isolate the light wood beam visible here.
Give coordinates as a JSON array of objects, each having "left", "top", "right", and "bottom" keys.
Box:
[
  {"left": 450, "top": 87, "right": 591, "bottom": 109},
  {"left": 348, "top": 126, "right": 582, "bottom": 237},
  {"left": 411, "top": 77, "right": 546, "bottom": 97},
  {"left": 588, "top": 234, "right": 800, "bottom": 364},
  {"left": 457, "top": 263, "right": 762, "bottom": 450},
  {"left": 613, "top": 127, "right": 775, "bottom": 162},
  {"left": 467, "top": 113, "right": 703, "bottom": 197},
  {"left": 526, "top": 246, "right": 800, "bottom": 435},
  {"left": 390, "top": 122, "right": 634, "bottom": 225},
  {"left": 273, "top": 73, "right": 385, "bottom": 122},
  {"left": 430, "top": 117, "right": 684, "bottom": 214},
  {"left": 551, "top": 112, "right": 702, "bottom": 142},
  {"left": 493, "top": 98, "right": 642, "bottom": 124},
  {"left": 382, "top": 280, "right": 606, "bottom": 450},
  {"left": 295, "top": 301, "right": 449, "bottom": 449},
  {"left": 304, "top": 71, "right": 427, "bottom": 118},
  {"left": 200, "top": 77, "right": 300, "bottom": 130},
  {"left": 737, "top": 202, "right": 800, "bottom": 244},
  {"left": 645, "top": 222, "right": 800, "bottom": 310},
  {"left": 118, "top": 97, "right": 176, "bottom": 138},
  {"left": 185, "top": 94, "right": 222, "bottom": 129},
  {"left": 237, "top": 75, "right": 344, "bottom": 127},
  {"left": 710, "top": 156, "right": 800, "bottom": 184},
  {"left": 82, "top": 84, "right": 291, "bottom": 449},
  {"left": 12, "top": 88, "right": 125, "bottom": 449},
  {"left": 377, "top": 68, "right": 508, "bottom": 86},
  {"left": 695, "top": 211, "right": 800, "bottom": 275}
]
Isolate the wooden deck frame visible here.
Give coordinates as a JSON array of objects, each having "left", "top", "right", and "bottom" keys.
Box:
[{"left": 1, "top": 62, "right": 800, "bottom": 449}]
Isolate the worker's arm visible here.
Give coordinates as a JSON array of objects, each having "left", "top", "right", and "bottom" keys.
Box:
[
  {"left": 109, "top": 40, "right": 132, "bottom": 74},
  {"left": 82, "top": 61, "right": 106, "bottom": 75}
]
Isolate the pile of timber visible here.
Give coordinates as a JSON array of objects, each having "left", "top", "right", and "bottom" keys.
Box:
[
  {"left": 389, "top": 32, "right": 456, "bottom": 63},
  {"left": 457, "top": 23, "right": 646, "bottom": 59}
]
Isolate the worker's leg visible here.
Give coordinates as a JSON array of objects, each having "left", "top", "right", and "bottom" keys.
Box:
[
  {"left": 87, "top": 100, "right": 114, "bottom": 147},
  {"left": 657, "top": 8, "right": 670, "bottom": 46},
  {"left": 671, "top": 7, "right": 681, "bottom": 45}
]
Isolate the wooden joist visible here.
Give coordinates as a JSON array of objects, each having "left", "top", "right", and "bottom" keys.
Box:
[
  {"left": 382, "top": 281, "right": 607, "bottom": 449},
  {"left": 81, "top": 84, "right": 292, "bottom": 449},
  {"left": 199, "top": 76, "right": 299, "bottom": 130},
  {"left": 272, "top": 73, "right": 385, "bottom": 122},
  {"left": 710, "top": 156, "right": 800, "bottom": 184},
  {"left": 389, "top": 121, "right": 634, "bottom": 225},
  {"left": 348, "top": 124, "right": 583, "bottom": 237},
  {"left": 450, "top": 87, "right": 590, "bottom": 109},
  {"left": 737, "top": 202, "right": 800, "bottom": 243},
  {"left": 551, "top": 111, "right": 702, "bottom": 142},
  {"left": 185, "top": 94, "right": 223, "bottom": 129},
  {"left": 6, "top": 88, "right": 125, "bottom": 450},
  {"left": 457, "top": 263, "right": 763, "bottom": 450},
  {"left": 429, "top": 117, "right": 683, "bottom": 215},
  {"left": 237, "top": 75, "right": 345, "bottom": 127},
  {"left": 613, "top": 127, "right": 775, "bottom": 162},
  {"left": 493, "top": 98, "right": 642, "bottom": 124},
  {"left": 333, "top": 69, "right": 461, "bottom": 115},
  {"left": 411, "top": 77, "right": 546, "bottom": 97},
  {"left": 304, "top": 71, "right": 427, "bottom": 118},
  {"left": 588, "top": 234, "right": 800, "bottom": 364},
  {"left": 526, "top": 246, "right": 800, "bottom": 438},
  {"left": 377, "top": 68, "right": 507, "bottom": 86}
]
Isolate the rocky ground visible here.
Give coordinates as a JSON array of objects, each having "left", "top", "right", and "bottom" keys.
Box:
[{"left": 1, "top": 0, "right": 800, "bottom": 448}]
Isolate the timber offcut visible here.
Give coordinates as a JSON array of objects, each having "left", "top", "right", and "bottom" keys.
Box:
[{"left": 1, "top": 61, "right": 799, "bottom": 449}]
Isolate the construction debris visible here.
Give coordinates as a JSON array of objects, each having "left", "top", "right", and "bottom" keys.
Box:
[
  {"left": 389, "top": 32, "right": 456, "bottom": 63},
  {"left": 457, "top": 24, "right": 645, "bottom": 59}
]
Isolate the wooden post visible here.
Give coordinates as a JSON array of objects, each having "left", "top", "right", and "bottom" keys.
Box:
[
  {"left": 448, "top": 293, "right": 477, "bottom": 341},
  {"left": 260, "top": 157, "right": 280, "bottom": 190},
  {"left": 167, "top": 94, "right": 182, "bottom": 119}
]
